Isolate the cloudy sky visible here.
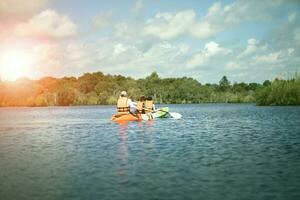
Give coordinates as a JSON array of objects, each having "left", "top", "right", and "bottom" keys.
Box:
[{"left": 0, "top": 0, "right": 299, "bottom": 83}]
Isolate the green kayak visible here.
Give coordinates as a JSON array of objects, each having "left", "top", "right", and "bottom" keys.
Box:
[{"left": 141, "top": 107, "right": 169, "bottom": 120}]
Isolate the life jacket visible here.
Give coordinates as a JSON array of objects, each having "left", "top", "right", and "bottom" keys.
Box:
[
  {"left": 145, "top": 100, "right": 153, "bottom": 113},
  {"left": 136, "top": 101, "right": 145, "bottom": 114},
  {"left": 117, "top": 97, "right": 130, "bottom": 114}
]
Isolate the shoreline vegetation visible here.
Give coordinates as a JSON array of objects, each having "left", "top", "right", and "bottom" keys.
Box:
[{"left": 0, "top": 72, "right": 299, "bottom": 107}]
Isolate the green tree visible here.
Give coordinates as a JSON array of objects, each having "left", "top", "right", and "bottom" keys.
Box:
[
  {"left": 263, "top": 80, "right": 271, "bottom": 87},
  {"left": 219, "top": 76, "right": 230, "bottom": 92},
  {"left": 57, "top": 88, "right": 75, "bottom": 106}
]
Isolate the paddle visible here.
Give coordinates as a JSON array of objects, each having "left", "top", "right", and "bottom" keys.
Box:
[
  {"left": 145, "top": 108, "right": 182, "bottom": 119},
  {"left": 165, "top": 111, "right": 182, "bottom": 119},
  {"left": 157, "top": 109, "right": 182, "bottom": 119}
]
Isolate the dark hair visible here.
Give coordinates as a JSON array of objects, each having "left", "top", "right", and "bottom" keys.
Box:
[
  {"left": 140, "top": 95, "right": 145, "bottom": 101},
  {"left": 147, "top": 96, "right": 153, "bottom": 101}
]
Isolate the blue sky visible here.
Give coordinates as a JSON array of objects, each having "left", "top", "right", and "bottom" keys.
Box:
[{"left": 0, "top": 0, "right": 299, "bottom": 83}]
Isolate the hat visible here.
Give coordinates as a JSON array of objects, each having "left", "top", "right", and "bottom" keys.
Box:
[{"left": 120, "top": 91, "right": 127, "bottom": 96}]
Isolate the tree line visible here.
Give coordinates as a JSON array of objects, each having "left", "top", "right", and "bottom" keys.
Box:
[{"left": 0, "top": 72, "right": 299, "bottom": 106}]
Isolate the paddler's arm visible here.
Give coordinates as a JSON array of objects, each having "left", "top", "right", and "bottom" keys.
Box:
[{"left": 128, "top": 100, "right": 137, "bottom": 113}]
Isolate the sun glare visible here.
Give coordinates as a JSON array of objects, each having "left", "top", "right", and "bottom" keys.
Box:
[{"left": 0, "top": 49, "right": 33, "bottom": 81}]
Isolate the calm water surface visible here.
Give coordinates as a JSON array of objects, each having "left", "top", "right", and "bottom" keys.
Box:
[{"left": 0, "top": 104, "right": 300, "bottom": 200}]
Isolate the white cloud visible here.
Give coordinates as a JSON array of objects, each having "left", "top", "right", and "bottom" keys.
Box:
[
  {"left": 254, "top": 48, "right": 295, "bottom": 64},
  {"left": 112, "top": 21, "right": 154, "bottom": 50},
  {"left": 114, "top": 22, "right": 139, "bottom": 42},
  {"left": 225, "top": 61, "right": 239, "bottom": 71},
  {"left": 144, "top": 10, "right": 195, "bottom": 40},
  {"left": 186, "top": 41, "right": 231, "bottom": 69},
  {"left": 86, "top": 39, "right": 142, "bottom": 73},
  {"left": 186, "top": 53, "right": 207, "bottom": 69},
  {"left": 190, "top": 21, "right": 217, "bottom": 39},
  {"left": 77, "top": 40, "right": 191, "bottom": 76},
  {"left": 190, "top": 2, "right": 224, "bottom": 38},
  {"left": 241, "top": 38, "right": 259, "bottom": 56},
  {"left": 144, "top": 1, "right": 284, "bottom": 40},
  {"left": 64, "top": 43, "right": 95, "bottom": 69},
  {"left": 254, "top": 52, "right": 281, "bottom": 64},
  {"left": 191, "top": 1, "right": 281, "bottom": 39},
  {"left": 143, "top": 42, "right": 188, "bottom": 61},
  {"left": 92, "top": 11, "right": 113, "bottom": 29},
  {"left": 205, "top": 41, "right": 231, "bottom": 56},
  {"left": 109, "top": 43, "right": 142, "bottom": 67},
  {"left": 15, "top": 9, "right": 77, "bottom": 39},
  {"left": 238, "top": 38, "right": 268, "bottom": 58}
]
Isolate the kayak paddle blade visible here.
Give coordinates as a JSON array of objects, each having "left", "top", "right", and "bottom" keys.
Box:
[{"left": 169, "top": 112, "right": 182, "bottom": 119}]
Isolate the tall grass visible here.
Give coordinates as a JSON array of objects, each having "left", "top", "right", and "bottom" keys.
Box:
[{"left": 255, "top": 73, "right": 300, "bottom": 105}]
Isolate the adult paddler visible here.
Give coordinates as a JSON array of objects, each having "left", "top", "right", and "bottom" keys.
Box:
[{"left": 116, "top": 91, "right": 133, "bottom": 115}]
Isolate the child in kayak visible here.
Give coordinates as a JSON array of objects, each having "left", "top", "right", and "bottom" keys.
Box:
[
  {"left": 145, "top": 96, "right": 156, "bottom": 113},
  {"left": 136, "top": 95, "right": 146, "bottom": 114}
]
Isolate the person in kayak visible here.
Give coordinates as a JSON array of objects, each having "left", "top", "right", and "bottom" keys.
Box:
[
  {"left": 136, "top": 95, "right": 146, "bottom": 114},
  {"left": 145, "top": 96, "right": 156, "bottom": 113},
  {"left": 116, "top": 91, "right": 135, "bottom": 115}
]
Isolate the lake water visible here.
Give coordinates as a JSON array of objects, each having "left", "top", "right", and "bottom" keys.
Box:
[{"left": 0, "top": 104, "right": 300, "bottom": 200}]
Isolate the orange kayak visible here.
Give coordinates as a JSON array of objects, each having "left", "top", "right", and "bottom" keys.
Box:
[{"left": 111, "top": 113, "right": 142, "bottom": 122}]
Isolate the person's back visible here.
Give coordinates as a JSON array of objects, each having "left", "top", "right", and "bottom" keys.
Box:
[
  {"left": 117, "top": 91, "right": 130, "bottom": 115},
  {"left": 136, "top": 96, "right": 146, "bottom": 114},
  {"left": 145, "top": 96, "right": 155, "bottom": 113}
]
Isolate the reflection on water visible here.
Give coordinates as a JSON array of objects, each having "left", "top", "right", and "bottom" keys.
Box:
[
  {"left": 118, "top": 124, "right": 129, "bottom": 176},
  {"left": 0, "top": 104, "right": 300, "bottom": 200}
]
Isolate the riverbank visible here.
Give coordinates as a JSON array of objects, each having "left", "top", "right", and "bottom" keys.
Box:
[{"left": 0, "top": 72, "right": 299, "bottom": 107}]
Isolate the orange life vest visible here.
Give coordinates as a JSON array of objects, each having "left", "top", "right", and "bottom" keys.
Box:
[
  {"left": 117, "top": 97, "right": 129, "bottom": 114},
  {"left": 145, "top": 100, "right": 153, "bottom": 113},
  {"left": 136, "top": 101, "right": 145, "bottom": 114}
]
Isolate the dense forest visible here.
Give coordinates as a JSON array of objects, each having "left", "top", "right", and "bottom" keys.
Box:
[{"left": 0, "top": 72, "right": 299, "bottom": 106}]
